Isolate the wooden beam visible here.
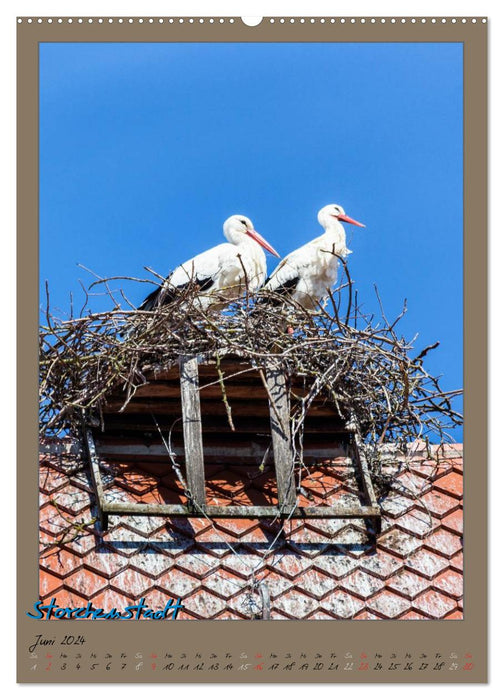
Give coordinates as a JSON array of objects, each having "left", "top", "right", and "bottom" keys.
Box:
[
  {"left": 83, "top": 428, "right": 109, "bottom": 530},
  {"left": 102, "top": 501, "right": 381, "bottom": 519},
  {"left": 179, "top": 356, "right": 206, "bottom": 507},
  {"left": 100, "top": 414, "right": 350, "bottom": 435},
  {"left": 348, "top": 414, "right": 382, "bottom": 536},
  {"left": 104, "top": 397, "right": 342, "bottom": 418},
  {"left": 94, "top": 440, "right": 348, "bottom": 461},
  {"left": 264, "top": 366, "right": 296, "bottom": 512}
]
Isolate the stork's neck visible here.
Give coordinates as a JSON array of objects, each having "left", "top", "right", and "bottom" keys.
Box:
[{"left": 320, "top": 220, "right": 347, "bottom": 249}]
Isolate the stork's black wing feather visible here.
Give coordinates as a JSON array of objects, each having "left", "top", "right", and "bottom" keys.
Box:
[
  {"left": 258, "top": 275, "right": 300, "bottom": 306},
  {"left": 138, "top": 275, "right": 214, "bottom": 311}
]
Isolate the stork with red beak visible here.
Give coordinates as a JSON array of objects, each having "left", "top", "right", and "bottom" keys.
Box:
[
  {"left": 261, "top": 203, "right": 365, "bottom": 310},
  {"left": 139, "top": 214, "right": 280, "bottom": 311}
]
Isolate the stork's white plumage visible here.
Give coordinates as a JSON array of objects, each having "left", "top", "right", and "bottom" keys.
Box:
[
  {"left": 262, "top": 204, "right": 365, "bottom": 310},
  {"left": 139, "top": 215, "right": 280, "bottom": 311}
]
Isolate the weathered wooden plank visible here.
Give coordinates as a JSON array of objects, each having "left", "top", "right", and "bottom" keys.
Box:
[
  {"left": 351, "top": 424, "right": 379, "bottom": 509},
  {"left": 179, "top": 356, "right": 206, "bottom": 507},
  {"left": 83, "top": 428, "right": 109, "bottom": 530},
  {"left": 133, "top": 382, "right": 279, "bottom": 400},
  {"left": 264, "top": 366, "right": 296, "bottom": 511},
  {"left": 102, "top": 501, "right": 381, "bottom": 519},
  {"left": 148, "top": 361, "right": 257, "bottom": 381},
  {"left": 95, "top": 440, "right": 348, "bottom": 461},
  {"left": 100, "top": 414, "right": 350, "bottom": 435},
  {"left": 348, "top": 415, "right": 382, "bottom": 536},
  {"left": 104, "top": 397, "right": 340, "bottom": 419}
]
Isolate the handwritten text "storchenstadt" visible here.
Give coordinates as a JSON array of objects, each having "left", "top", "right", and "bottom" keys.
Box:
[{"left": 26, "top": 597, "right": 184, "bottom": 620}]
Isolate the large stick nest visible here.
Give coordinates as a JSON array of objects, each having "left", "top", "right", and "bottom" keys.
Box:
[{"left": 39, "top": 263, "right": 462, "bottom": 453}]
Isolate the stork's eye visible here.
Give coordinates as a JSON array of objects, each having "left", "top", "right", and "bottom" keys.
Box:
[{"left": 240, "top": 219, "right": 247, "bottom": 225}]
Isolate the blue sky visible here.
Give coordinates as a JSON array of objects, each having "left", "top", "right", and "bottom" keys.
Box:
[{"left": 40, "top": 41, "right": 463, "bottom": 440}]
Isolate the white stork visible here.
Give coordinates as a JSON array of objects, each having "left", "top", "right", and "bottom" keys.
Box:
[
  {"left": 261, "top": 203, "right": 365, "bottom": 310},
  {"left": 139, "top": 214, "right": 280, "bottom": 311}
]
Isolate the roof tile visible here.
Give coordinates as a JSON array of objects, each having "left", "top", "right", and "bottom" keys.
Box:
[
  {"left": 386, "top": 570, "right": 432, "bottom": 599},
  {"left": 392, "top": 471, "right": 433, "bottom": 495},
  {"left": 90, "top": 589, "right": 133, "bottom": 611},
  {"left": 368, "top": 590, "right": 412, "bottom": 618},
  {"left": 293, "top": 568, "right": 342, "bottom": 599},
  {"left": 39, "top": 502, "right": 74, "bottom": 536},
  {"left": 40, "top": 547, "right": 84, "bottom": 578},
  {"left": 432, "top": 568, "right": 463, "bottom": 599},
  {"left": 174, "top": 548, "right": 221, "bottom": 578},
  {"left": 226, "top": 591, "right": 261, "bottom": 619},
  {"left": 39, "top": 570, "right": 64, "bottom": 598},
  {"left": 305, "top": 610, "right": 339, "bottom": 620},
  {"left": 380, "top": 494, "right": 416, "bottom": 517},
  {"left": 396, "top": 508, "right": 439, "bottom": 538},
  {"left": 221, "top": 550, "right": 266, "bottom": 578},
  {"left": 199, "top": 570, "right": 246, "bottom": 599},
  {"left": 445, "top": 609, "right": 464, "bottom": 619},
  {"left": 451, "top": 458, "right": 463, "bottom": 475},
  {"left": 434, "top": 471, "right": 464, "bottom": 498},
  {"left": 273, "top": 591, "right": 321, "bottom": 619},
  {"left": 114, "top": 469, "right": 160, "bottom": 496},
  {"left": 269, "top": 553, "right": 312, "bottom": 579},
  {"left": 450, "top": 551, "right": 464, "bottom": 573},
  {"left": 102, "top": 525, "right": 153, "bottom": 554},
  {"left": 47, "top": 484, "right": 92, "bottom": 516},
  {"left": 420, "top": 491, "right": 460, "bottom": 519},
  {"left": 64, "top": 567, "right": 109, "bottom": 599},
  {"left": 83, "top": 547, "right": 129, "bottom": 578},
  {"left": 128, "top": 547, "right": 174, "bottom": 579},
  {"left": 42, "top": 588, "right": 88, "bottom": 609},
  {"left": 39, "top": 462, "right": 69, "bottom": 494},
  {"left": 413, "top": 589, "right": 458, "bottom": 618},
  {"left": 379, "top": 528, "right": 422, "bottom": 558},
  {"left": 256, "top": 570, "right": 295, "bottom": 598},
  {"left": 320, "top": 590, "right": 365, "bottom": 619},
  {"left": 405, "top": 549, "right": 450, "bottom": 579},
  {"left": 39, "top": 446, "right": 463, "bottom": 620},
  {"left": 58, "top": 530, "right": 97, "bottom": 557},
  {"left": 424, "top": 528, "right": 463, "bottom": 558},
  {"left": 353, "top": 610, "right": 383, "bottom": 620},
  {"left": 339, "top": 570, "right": 384, "bottom": 599},
  {"left": 442, "top": 508, "right": 464, "bottom": 536},
  {"left": 409, "top": 460, "right": 448, "bottom": 479},
  {"left": 399, "top": 610, "right": 430, "bottom": 620},
  {"left": 359, "top": 551, "right": 403, "bottom": 579},
  {"left": 312, "top": 552, "right": 359, "bottom": 579},
  {"left": 109, "top": 568, "right": 156, "bottom": 598},
  {"left": 182, "top": 590, "right": 230, "bottom": 619},
  {"left": 307, "top": 519, "right": 368, "bottom": 541}
]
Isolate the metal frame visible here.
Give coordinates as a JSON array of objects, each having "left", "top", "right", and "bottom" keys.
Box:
[{"left": 83, "top": 356, "right": 382, "bottom": 534}]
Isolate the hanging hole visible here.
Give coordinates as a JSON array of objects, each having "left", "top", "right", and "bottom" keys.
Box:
[{"left": 241, "top": 16, "right": 263, "bottom": 27}]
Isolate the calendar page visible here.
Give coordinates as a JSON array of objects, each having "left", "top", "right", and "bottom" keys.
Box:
[{"left": 17, "top": 15, "right": 487, "bottom": 683}]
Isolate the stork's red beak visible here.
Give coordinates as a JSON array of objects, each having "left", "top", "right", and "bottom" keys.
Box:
[
  {"left": 247, "top": 229, "right": 281, "bottom": 257},
  {"left": 335, "top": 213, "right": 366, "bottom": 228}
]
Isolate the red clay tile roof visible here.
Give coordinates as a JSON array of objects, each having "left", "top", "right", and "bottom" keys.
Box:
[{"left": 39, "top": 442, "right": 463, "bottom": 620}]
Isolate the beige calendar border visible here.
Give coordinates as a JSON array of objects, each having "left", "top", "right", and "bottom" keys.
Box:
[{"left": 17, "top": 16, "right": 487, "bottom": 683}]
